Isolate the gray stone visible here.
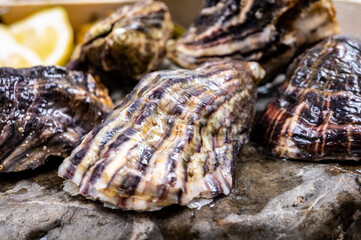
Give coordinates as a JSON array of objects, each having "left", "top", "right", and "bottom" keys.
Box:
[{"left": 0, "top": 143, "right": 360, "bottom": 240}]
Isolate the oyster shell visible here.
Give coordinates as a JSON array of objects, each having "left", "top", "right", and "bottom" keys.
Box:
[
  {"left": 69, "top": 1, "right": 173, "bottom": 84},
  {"left": 0, "top": 66, "right": 113, "bottom": 172},
  {"left": 167, "top": 0, "right": 340, "bottom": 83},
  {"left": 58, "top": 60, "right": 264, "bottom": 211},
  {"left": 257, "top": 36, "right": 361, "bottom": 161}
]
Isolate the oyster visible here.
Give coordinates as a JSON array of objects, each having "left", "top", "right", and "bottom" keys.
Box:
[
  {"left": 257, "top": 36, "right": 361, "bottom": 161},
  {"left": 167, "top": 0, "right": 340, "bottom": 83},
  {"left": 69, "top": 1, "right": 173, "bottom": 84},
  {"left": 58, "top": 60, "right": 264, "bottom": 211},
  {"left": 0, "top": 66, "right": 113, "bottom": 172}
]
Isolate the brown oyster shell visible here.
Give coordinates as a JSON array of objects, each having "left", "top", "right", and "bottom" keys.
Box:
[
  {"left": 69, "top": 1, "right": 173, "bottom": 84},
  {"left": 167, "top": 0, "right": 340, "bottom": 84},
  {"left": 257, "top": 35, "right": 361, "bottom": 161},
  {"left": 0, "top": 66, "right": 113, "bottom": 172},
  {"left": 58, "top": 60, "right": 264, "bottom": 211}
]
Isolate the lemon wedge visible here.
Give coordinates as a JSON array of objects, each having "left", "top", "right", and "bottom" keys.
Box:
[
  {"left": 0, "top": 24, "right": 42, "bottom": 68},
  {"left": 0, "top": 24, "right": 15, "bottom": 43},
  {"left": 10, "top": 7, "right": 74, "bottom": 66}
]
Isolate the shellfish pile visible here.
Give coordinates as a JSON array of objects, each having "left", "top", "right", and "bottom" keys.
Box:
[{"left": 2, "top": 0, "right": 359, "bottom": 212}]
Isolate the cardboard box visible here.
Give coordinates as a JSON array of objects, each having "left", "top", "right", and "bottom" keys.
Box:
[
  {"left": 0, "top": 0, "right": 360, "bottom": 35},
  {"left": 0, "top": 0, "right": 204, "bottom": 32}
]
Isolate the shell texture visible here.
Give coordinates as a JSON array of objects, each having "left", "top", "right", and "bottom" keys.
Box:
[
  {"left": 258, "top": 36, "right": 361, "bottom": 161},
  {"left": 0, "top": 66, "right": 113, "bottom": 172},
  {"left": 69, "top": 1, "right": 173, "bottom": 83},
  {"left": 167, "top": 0, "right": 340, "bottom": 83},
  {"left": 58, "top": 60, "right": 264, "bottom": 211}
]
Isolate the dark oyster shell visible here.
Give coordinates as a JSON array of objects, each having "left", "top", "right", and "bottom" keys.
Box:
[
  {"left": 257, "top": 36, "right": 361, "bottom": 161},
  {"left": 69, "top": 1, "right": 173, "bottom": 84},
  {"left": 167, "top": 0, "right": 340, "bottom": 83},
  {"left": 58, "top": 60, "right": 264, "bottom": 211},
  {"left": 0, "top": 66, "right": 113, "bottom": 172}
]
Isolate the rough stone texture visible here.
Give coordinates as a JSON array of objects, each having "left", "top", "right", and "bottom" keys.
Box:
[{"left": 0, "top": 142, "right": 360, "bottom": 240}]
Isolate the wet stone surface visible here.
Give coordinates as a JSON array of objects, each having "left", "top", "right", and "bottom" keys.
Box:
[{"left": 0, "top": 142, "right": 360, "bottom": 240}]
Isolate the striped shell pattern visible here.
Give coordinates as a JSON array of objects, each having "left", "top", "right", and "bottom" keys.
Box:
[
  {"left": 167, "top": 0, "right": 339, "bottom": 83},
  {"left": 258, "top": 36, "right": 361, "bottom": 161},
  {"left": 58, "top": 60, "right": 264, "bottom": 211}
]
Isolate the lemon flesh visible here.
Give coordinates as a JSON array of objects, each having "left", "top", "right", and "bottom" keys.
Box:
[
  {"left": 0, "top": 24, "right": 42, "bottom": 68},
  {"left": 10, "top": 7, "right": 74, "bottom": 66}
]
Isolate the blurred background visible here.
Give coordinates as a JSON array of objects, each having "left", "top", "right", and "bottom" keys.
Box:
[
  {"left": 0, "top": 0, "right": 203, "bottom": 31},
  {"left": 0, "top": 0, "right": 359, "bottom": 32},
  {"left": 0, "top": 0, "right": 359, "bottom": 69}
]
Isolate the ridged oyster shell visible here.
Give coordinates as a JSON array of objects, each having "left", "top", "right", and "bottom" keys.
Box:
[
  {"left": 258, "top": 36, "right": 361, "bottom": 161},
  {"left": 58, "top": 60, "right": 264, "bottom": 211},
  {"left": 168, "top": 0, "right": 339, "bottom": 83},
  {"left": 0, "top": 66, "right": 113, "bottom": 172},
  {"left": 70, "top": 1, "right": 173, "bottom": 84}
]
